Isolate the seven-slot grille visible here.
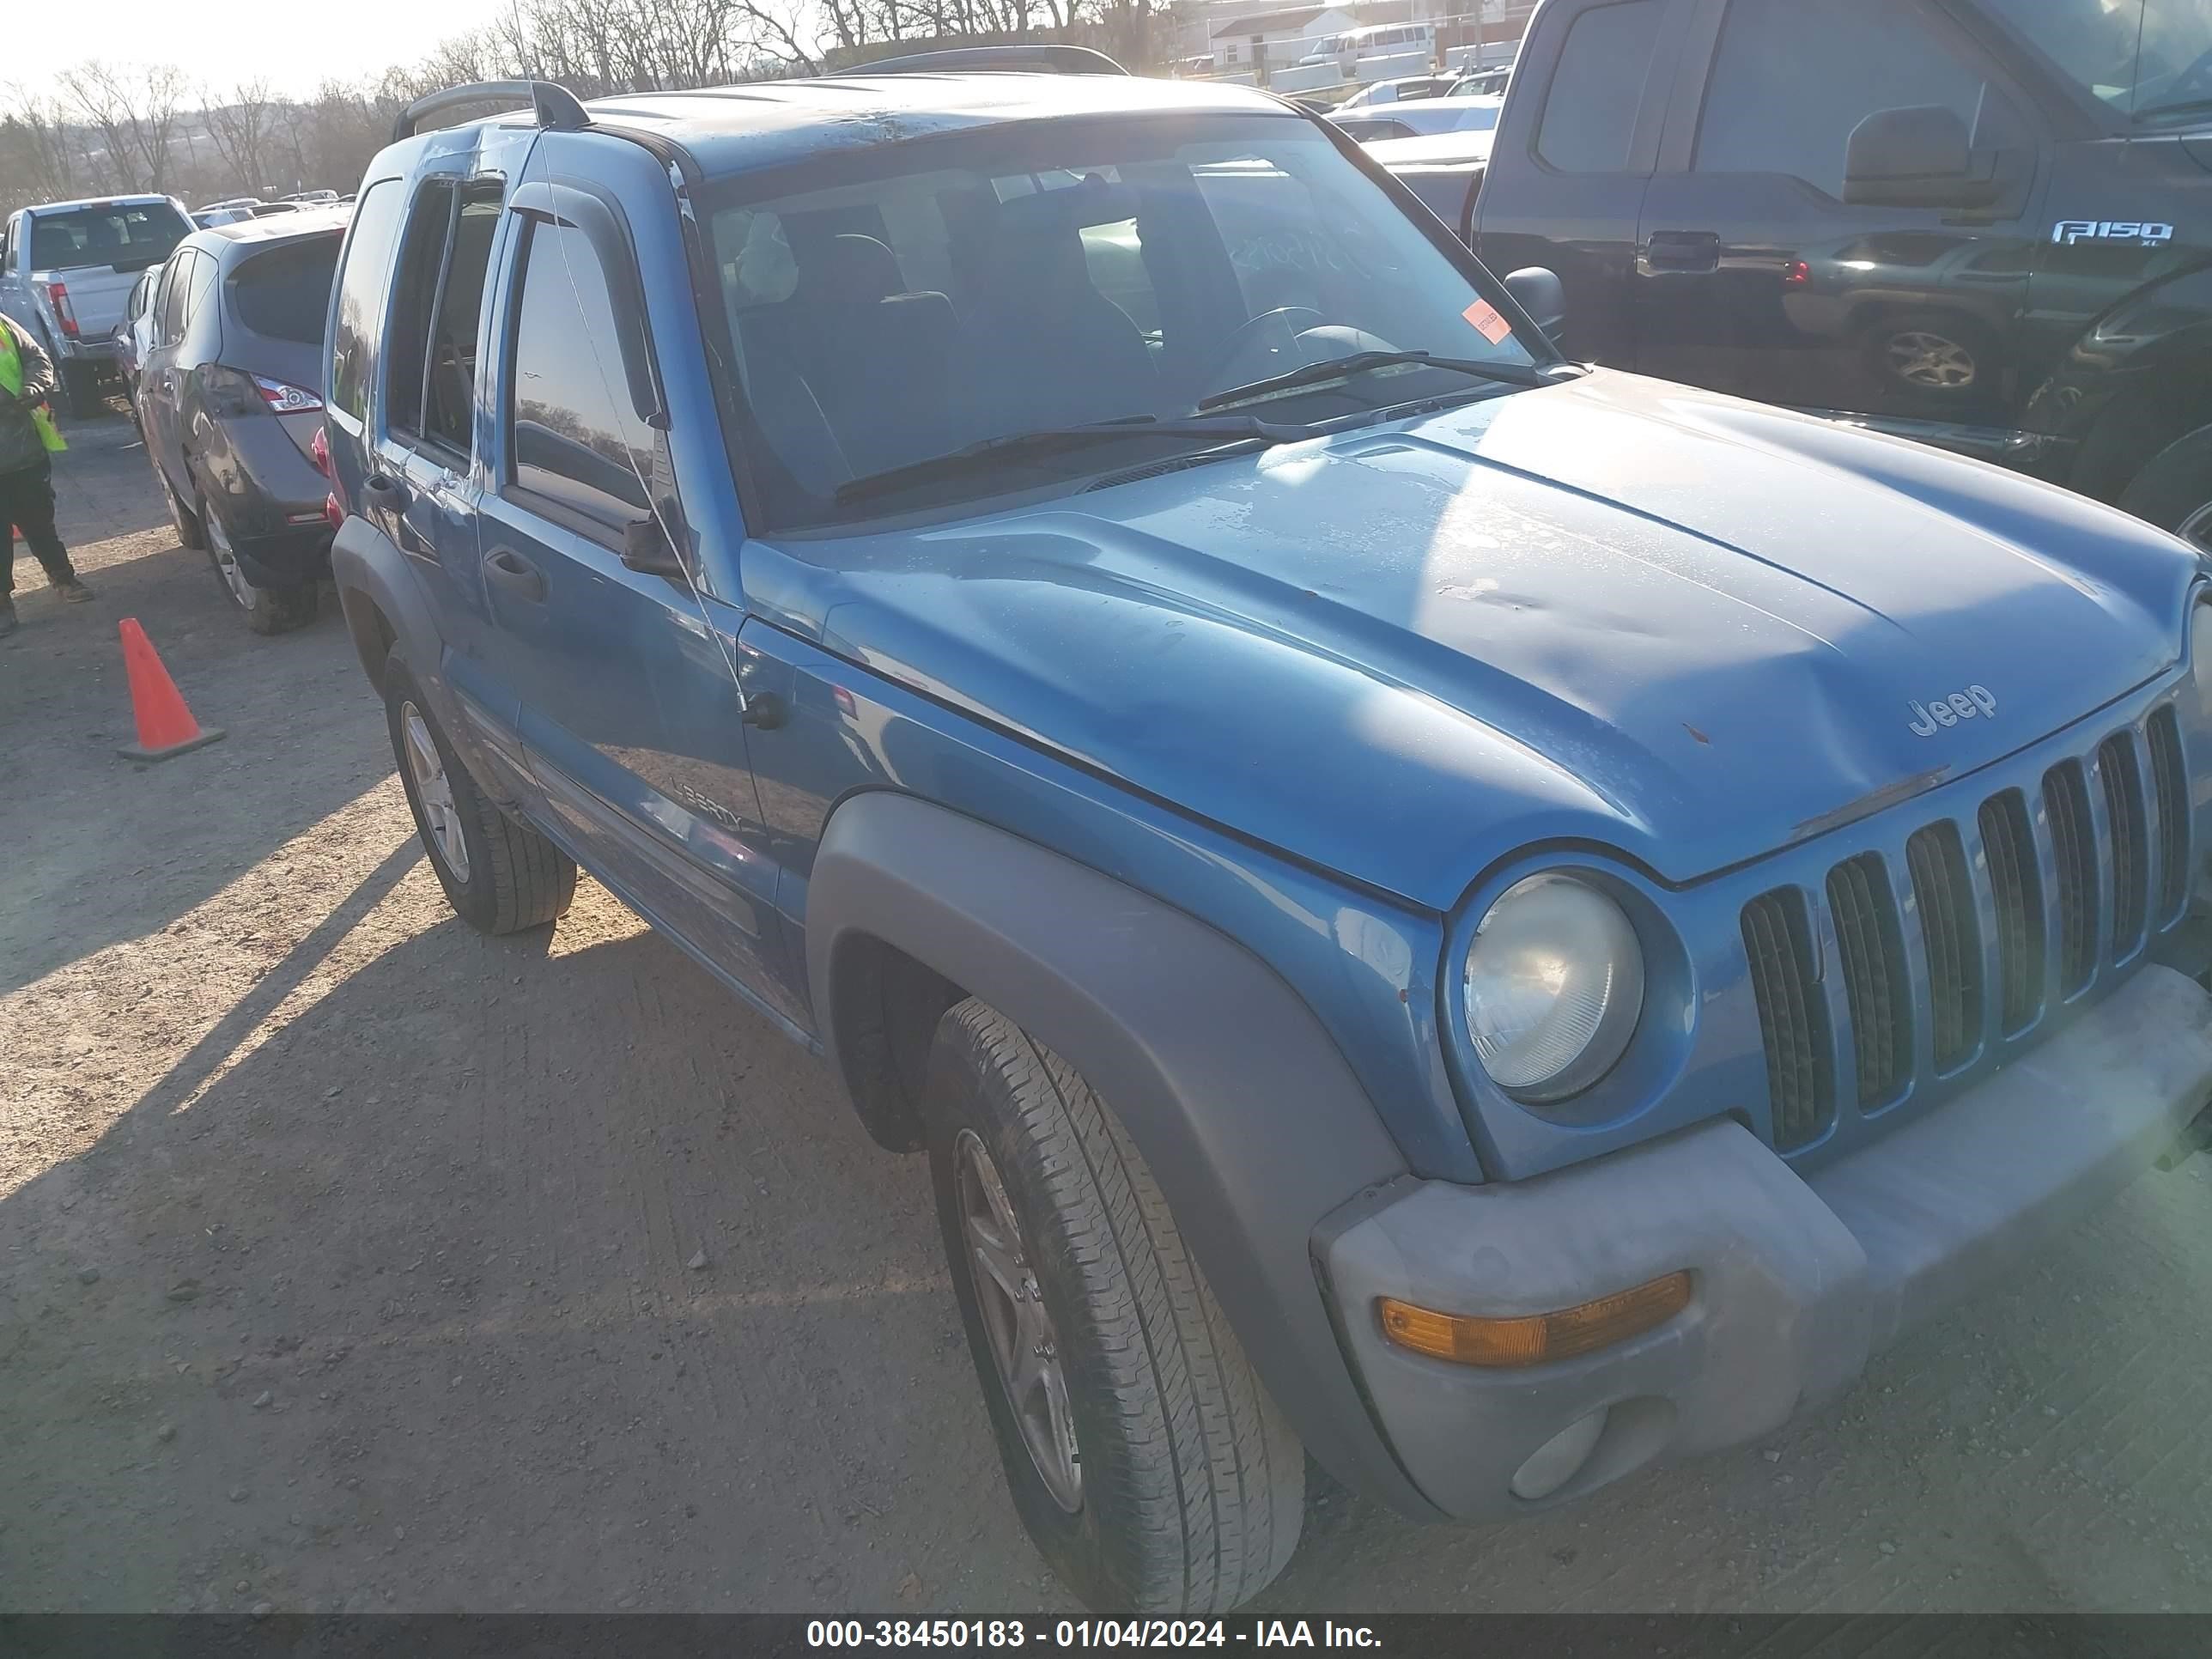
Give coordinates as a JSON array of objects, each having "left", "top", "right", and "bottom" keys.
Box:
[{"left": 1742, "top": 713, "right": 2191, "bottom": 1152}]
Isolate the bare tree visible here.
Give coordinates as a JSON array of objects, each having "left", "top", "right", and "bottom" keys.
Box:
[
  {"left": 204, "top": 79, "right": 278, "bottom": 198},
  {"left": 58, "top": 61, "right": 191, "bottom": 193},
  {"left": 0, "top": 88, "right": 94, "bottom": 213}
]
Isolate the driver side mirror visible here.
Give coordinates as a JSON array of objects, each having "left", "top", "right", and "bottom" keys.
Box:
[
  {"left": 1502, "top": 266, "right": 1567, "bottom": 350},
  {"left": 622, "top": 511, "right": 689, "bottom": 581},
  {"left": 1844, "top": 105, "right": 1998, "bottom": 209}
]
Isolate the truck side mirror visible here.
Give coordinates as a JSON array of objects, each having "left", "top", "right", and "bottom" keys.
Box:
[
  {"left": 1844, "top": 105, "right": 1998, "bottom": 209},
  {"left": 1502, "top": 266, "right": 1567, "bottom": 349}
]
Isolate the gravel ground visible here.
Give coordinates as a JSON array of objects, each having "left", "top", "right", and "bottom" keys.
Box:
[{"left": 3, "top": 412, "right": 2210, "bottom": 1615}]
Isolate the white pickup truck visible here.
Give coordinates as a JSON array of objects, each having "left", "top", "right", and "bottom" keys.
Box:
[{"left": 0, "top": 195, "right": 191, "bottom": 416}]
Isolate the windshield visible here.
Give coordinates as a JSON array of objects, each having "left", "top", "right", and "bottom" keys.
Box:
[
  {"left": 1979, "top": 0, "right": 2212, "bottom": 119},
  {"left": 29, "top": 202, "right": 189, "bottom": 272},
  {"left": 698, "top": 114, "right": 1536, "bottom": 530}
]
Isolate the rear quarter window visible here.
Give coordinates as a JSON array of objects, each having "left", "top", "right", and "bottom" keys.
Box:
[
  {"left": 327, "top": 180, "right": 406, "bottom": 427},
  {"left": 228, "top": 236, "right": 343, "bottom": 344}
]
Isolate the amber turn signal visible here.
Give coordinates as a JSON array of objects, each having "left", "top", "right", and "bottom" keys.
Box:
[{"left": 1377, "top": 1271, "right": 1692, "bottom": 1369}]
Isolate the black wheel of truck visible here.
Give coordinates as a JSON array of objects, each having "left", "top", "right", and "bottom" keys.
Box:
[
  {"left": 58, "top": 360, "right": 105, "bottom": 419},
  {"left": 1865, "top": 309, "right": 1992, "bottom": 398},
  {"left": 382, "top": 648, "right": 576, "bottom": 935},
  {"left": 2120, "top": 425, "right": 2212, "bottom": 551},
  {"left": 204, "top": 497, "right": 316, "bottom": 635},
  {"left": 922, "top": 997, "right": 1304, "bottom": 1613}
]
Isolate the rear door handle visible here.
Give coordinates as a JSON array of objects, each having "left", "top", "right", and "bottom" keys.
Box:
[
  {"left": 362, "top": 472, "right": 409, "bottom": 508},
  {"left": 1644, "top": 230, "right": 1722, "bottom": 272},
  {"left": 485, "top": 546, "right": 547, "bottom": 604}
]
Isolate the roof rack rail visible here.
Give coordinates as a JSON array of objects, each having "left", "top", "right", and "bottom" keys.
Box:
[
  {"left": 827, "top": 45, "right": 1128, "bottom": 77},
  {"left": 392, "top": 80, "right": 591, "bottom": 145}
]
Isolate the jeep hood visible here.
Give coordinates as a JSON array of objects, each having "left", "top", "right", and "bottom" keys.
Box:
[{"left": 744, "top": 371, "right": 2196, "bottom": 909}]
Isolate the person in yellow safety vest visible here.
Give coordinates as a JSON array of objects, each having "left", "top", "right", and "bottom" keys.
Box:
[{"left": 0, "top": 309, "right": 94, "bottom": 638}]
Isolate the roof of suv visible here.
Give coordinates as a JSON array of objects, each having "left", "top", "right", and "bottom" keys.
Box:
[
  {"left": 194, "top": 208, "right": 351, "bottom": 252},
  {"left": 562, "top": 72, "right": 1290, "bottom": 178}
]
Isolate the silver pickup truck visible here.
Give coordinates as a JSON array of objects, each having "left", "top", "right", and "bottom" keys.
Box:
[{"left": 0, "top": 195, "right": 191, "bottom": 416}]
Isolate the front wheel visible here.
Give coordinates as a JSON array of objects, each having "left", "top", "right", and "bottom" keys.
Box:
[
  {"left": 924, "top": 999, "right": 1304, "bottom": 1613},
  {"left": 2120, "top": 424, "right": 2212, "bottom": 550},
  {"left": 382, "top": 649, "right": 576, "bottom": 934}
]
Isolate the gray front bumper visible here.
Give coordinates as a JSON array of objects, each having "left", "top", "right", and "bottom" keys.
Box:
[{"left": 1319, "top": 964, "right": 2212, "bottom": 1521}]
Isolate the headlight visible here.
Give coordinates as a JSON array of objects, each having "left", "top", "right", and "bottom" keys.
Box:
[
  {"left": 1464, "top": 873, "right": 1644, "bottom": 1103},
  {"left": 2191, "top": 602, "right": 2212, "bottom": 729}
]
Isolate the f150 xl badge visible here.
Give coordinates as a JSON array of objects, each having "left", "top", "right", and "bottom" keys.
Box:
[
  {"left": 1910, "top": 684, "right": 1998, "bottom": 736},
  {"left": 2051, "top": 219, "right": 2174, "bottom": 246}
]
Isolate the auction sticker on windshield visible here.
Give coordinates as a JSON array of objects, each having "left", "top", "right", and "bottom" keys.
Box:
[{"left": 1462, "top": 298, "right": 1511, "bottom": 343}]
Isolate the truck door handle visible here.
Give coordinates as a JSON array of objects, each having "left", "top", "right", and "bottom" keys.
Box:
[
  {"left": 1644, "top": 230, "right": 1722, "bottom": 272},
  {"left": 485, "top": 546, "right": 546, "bottom": 603},
  {"left": 363, "top": 472, "right": 409, "bottom": 508}
]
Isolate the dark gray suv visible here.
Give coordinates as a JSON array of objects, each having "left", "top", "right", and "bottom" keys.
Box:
[{"left": 137, "top": 210, "right": 348, "bottom": 634}]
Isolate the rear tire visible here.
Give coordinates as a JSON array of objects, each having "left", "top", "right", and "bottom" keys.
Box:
[
  {"left": 923, "top": 999, "right": 1304, "bottom": 1613},
  {"left": 59, "top": 361, "right": 104, "bottom": 419},
  {"left": 204, "top": 497, "right": 315, "bottom": 635},
  {"left": 162, "top": 475, "right": 207, "bottom": 551},
  {"left": 2119, "top": 424, "right": 2212, "bottom": 550},
  {"left": 382, "top": 649, "right": 576, "bottom": 935}
]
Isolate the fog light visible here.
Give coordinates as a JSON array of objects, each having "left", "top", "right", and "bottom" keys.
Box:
[
  {"left": 1510, "top": 1409, "right": 1607, "bottom": 1501},
  {"left": 1376, "top": 1271, "right": 1692, "bottom": 1368}
]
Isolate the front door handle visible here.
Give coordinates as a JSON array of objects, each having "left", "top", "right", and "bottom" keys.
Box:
[
  {"left": 1644, "top": 230, "right": 1722, "bottom": 273},
  {"left": 485, "top": 546, "right": 547, "bottom": 603}
]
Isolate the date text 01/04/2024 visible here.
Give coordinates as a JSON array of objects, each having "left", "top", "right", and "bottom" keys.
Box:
[{"left": 804, "top": 1620, "right": 1384, "bottom": 1649}]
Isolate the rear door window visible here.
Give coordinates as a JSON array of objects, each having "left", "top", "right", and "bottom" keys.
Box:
[
  {"left": 156, "top": 250, "right": 198, "bottom": 343},
  {"left": 228, "top": 235, "right": 343, "bottom": 343},
  {"left": 1536, "top": 0, "right": 1664, "bottom": 173},
  {"left": 386, "top": 178, "right": 503, "bottom": 460}
]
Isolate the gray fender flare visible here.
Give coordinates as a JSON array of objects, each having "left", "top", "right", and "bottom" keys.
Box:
[
  {"left": 329, "top": 514, "right": 510, "bottom": 802},
  {"left": 805, "top": 790, "right": 1437, "bottom": 1517}
]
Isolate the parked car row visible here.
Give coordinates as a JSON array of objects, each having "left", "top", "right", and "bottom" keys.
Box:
[
  {"left": 93, "top": 207, "right": 352, "bottom": 631},
  {"left": 311, "top": 49, "right": 2212, "bottom": 1621},
  {"left": 1366, "top": 0, "right": 2212, "bottom": 547}
]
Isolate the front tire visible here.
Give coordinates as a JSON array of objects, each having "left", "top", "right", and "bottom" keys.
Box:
[
  {"left": 2120, "top": 424, "right": 2212, "bottom": 550},
  {"left": 924, "top": 999, "right": 1304, "bottom": 1613},
  {"left": 382, "top": 649, "right": 576, "bottom": 934}
]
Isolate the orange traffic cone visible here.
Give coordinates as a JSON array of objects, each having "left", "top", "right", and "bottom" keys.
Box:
[{"left": 117, "top": 618, "right": 227, "bottom": 763}]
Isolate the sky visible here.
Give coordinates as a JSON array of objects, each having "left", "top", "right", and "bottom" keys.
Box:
[{"left": 13, "top": 1, "right": 515, "bottom": 100}]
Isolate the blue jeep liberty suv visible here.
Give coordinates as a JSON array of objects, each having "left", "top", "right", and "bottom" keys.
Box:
[{"left": 325, "top": 64, "right": 2212, "bottom": 1613}]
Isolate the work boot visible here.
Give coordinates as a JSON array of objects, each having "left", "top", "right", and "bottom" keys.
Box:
[
  {"left": 0, "top": 599, "right": 17, "bottom": 637},
  {"left": 52, "top": 577, "right": 94, "bottom": 604}
]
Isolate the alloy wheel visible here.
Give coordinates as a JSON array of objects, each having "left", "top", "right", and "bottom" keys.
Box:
[
  {"left": 205, "top": 509, "right": 259, "bottom": 612},
  {"left": 955, "top": 1127, "right": 1082, "bottom": 1512},
  {"left": 1886, "top": 330, "right": 1976, "bottom": 390},
  {"left": 399, "top": 702, "right": 471, "bottom": 883}
]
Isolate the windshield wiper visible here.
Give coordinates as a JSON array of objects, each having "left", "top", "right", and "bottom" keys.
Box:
[
  {"left": 1199, "top": 349, "right": 1565, "bottom": 413},
  {"left": 832, "top": 414, "right": 1313, "bottom": 505},
  {"left": 2133, "top": 94, "right": 2212, "bottom": 124}
]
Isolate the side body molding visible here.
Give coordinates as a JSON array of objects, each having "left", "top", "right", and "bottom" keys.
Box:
[{"left": 803, "top": 789, "right": 1437, "bottom": 1516}]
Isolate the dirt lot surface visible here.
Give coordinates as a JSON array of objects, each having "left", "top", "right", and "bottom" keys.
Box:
[{"left": 3, "top": 413, "right": 2211, "bottom": 1616}]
